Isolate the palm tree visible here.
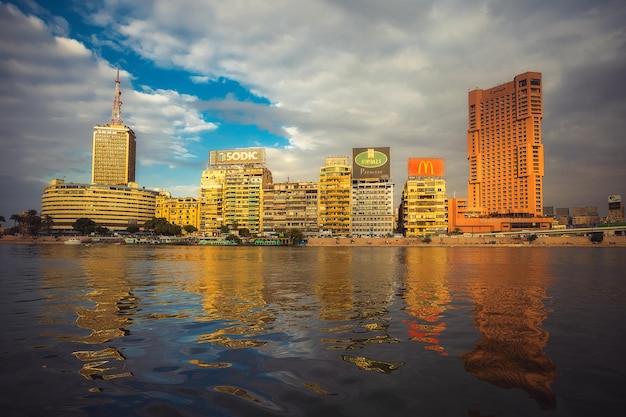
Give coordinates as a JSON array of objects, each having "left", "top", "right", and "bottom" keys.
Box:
[
  {"left": 10, "top": 213, "right": 22, "bottom": 227},
  {"left": 42, "top": 215, "right": 54, "bottom": 235}
]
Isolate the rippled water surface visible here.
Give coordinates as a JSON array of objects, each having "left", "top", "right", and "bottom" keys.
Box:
[{"left": 1, "top": 244, "right": 624, "bottom": 416}]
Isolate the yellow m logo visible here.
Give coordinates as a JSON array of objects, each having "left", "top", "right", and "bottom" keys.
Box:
[{"left": 417, "top": 160, "right": 434, "bottom": 175}]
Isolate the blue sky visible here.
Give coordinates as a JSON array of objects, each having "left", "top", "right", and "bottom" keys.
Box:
[{"left": 1, "top": 0, "right": 625, "bottom": 219}]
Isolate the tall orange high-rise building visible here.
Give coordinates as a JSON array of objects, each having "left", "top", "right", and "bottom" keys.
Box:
[{"left": 467, "top": 71, "right": 544, "bottom": 216}]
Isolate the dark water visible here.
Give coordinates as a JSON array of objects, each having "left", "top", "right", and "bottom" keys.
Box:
[{"left": 1, "top": 244, "right": 624, "bottom": 417}]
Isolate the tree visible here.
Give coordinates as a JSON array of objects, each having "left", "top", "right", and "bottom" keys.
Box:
[
  {"left": 73, "top": 218, "right": 97, "bottom": 235},
  {"left": 288, "top": 228, "right": 304, "bottom": 245},
  {"left": 225, "top": 234, "right": 241, "bottom": 244},
  {"left": 238, "top": 228, "right": 251, "bottom": 237},
  {"left": 41, "top": 215, "right": 54, "bottom": 234},
  {"left": 527, "top": 234, "right": 538, "bottom": 243},
  {"left": 0, "top": 215, "right": 5, "bottom": 224},
  {"left": 183, "top": 225, "right": 198, "bottom": 234},
  {"left": 20, "top": 209, "right": 42, "bottom": 236},
  {"left": 590, "top": 232, "right": 604, "bottom": 244},
  {"left": 127, "top": 225, "right": 140, "bottom": 234},
  {"left": 143, "top": 217, "right": 181, "bottom": 235}
]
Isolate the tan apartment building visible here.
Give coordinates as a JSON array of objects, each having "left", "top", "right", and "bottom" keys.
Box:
[
  {"left": 199, "top": 149, "right": 272, "bottom": 236},
  {"left": 155, "top": 192, "right": 200, "bottom": 231},
  {"left": 262, "top": 181, "right": 318, "bottom": 236},
  {"left": 400, "top": 158, "right": 448, "bottom": 237},
  {"left": 318, "top": 157, "right": 352, "bottom": 236},
  {"left": 351, "top": 148, "right": 394, "bottom": 237}
]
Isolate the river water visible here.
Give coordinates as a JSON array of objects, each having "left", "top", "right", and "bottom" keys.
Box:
[{"left": 1, "top": 244, "right": 624, "bottom": 417}]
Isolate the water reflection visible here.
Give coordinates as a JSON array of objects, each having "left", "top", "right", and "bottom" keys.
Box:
[
  {"left": 41, "top": 246, "right": 136, "bottom": 383},
  {"left": 457, "top": 248, "right": 557, "bottom": 409},
  {"left": 400, "top": 248, "right": 452, "bottom": 356}
]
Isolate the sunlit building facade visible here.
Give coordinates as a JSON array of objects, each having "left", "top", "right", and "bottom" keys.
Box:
[
  {"left": 41, "top": 179, "right": 158, "bottom": 231},
  {"left": 318, "top": 157, "right": 352, "bottom": 236},
  {"left": 155, "top": 192, "right": 200, "bottom": 231},
  {"left": 199, "top": 149, "right": 272, "bottom": 236},
  {"left": 350, "top": 148, "right": 394, "bottom": 237},
  {"left": 92, "top": 71, "right": 136, "bottom": 186},
  {"left": 467, "top": 71, "right": 544, "bottom": 216},
  {"left": 400, "top": 158, "right": 447, "bottom": 237},
  {"left": 262, "top": 181, "right": 318, "bottom": 236}
]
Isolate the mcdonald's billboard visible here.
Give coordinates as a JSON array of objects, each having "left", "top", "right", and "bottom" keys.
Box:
[
  {"left": 408, "top": 158, "right": 444, "bottom": 177},
  {"left": 352, "top": 147, "right": 391, "bottom": 179}
]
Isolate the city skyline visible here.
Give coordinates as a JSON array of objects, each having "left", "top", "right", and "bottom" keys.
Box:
[{"left": 1, "top": 1, "right": 625, "bottom": 219}]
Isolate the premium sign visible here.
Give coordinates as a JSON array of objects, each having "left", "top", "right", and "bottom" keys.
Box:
[
  {"left": 352, "top": 147, "right": 390, "bottom": 179},
  {"left": 210, "top": 148, "right": 265, "bottom": 165},
  {"left": 408, "top": 158, "right": 444, "bottom": 177}
]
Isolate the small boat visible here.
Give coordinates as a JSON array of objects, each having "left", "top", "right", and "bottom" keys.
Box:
[{"left": 64, "top": 237, "right": 82, "bottom": 245}]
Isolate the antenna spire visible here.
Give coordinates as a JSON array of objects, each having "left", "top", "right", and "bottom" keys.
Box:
[{"left": 110, "top": 69, "right": 123, "bottom": 125}]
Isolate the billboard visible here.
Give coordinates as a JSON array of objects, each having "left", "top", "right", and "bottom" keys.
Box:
[
  {"left": 609, "top": 194, "right": 622, "bottom": 210},
  {"left": 210, "top": 148, "right": 265, "bottom": 165},
  {"left": 352, "top": 147, "right": 391, "bottom": 179},
  {"left": 408, "top": 158, "right": 444, "bottom": 177}
]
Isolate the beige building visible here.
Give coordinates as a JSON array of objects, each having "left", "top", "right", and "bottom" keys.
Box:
[
  {"left": 318, "top": 157, "right": 352, "bottom": 236},
  {"left": 351, "top": 179, "right": 394, "bottom": 237},
  {"left": 199, "top": 149, "right": 272, "bottom": 236},
  {"left": 92, "top": 72, "right": 136, "bottom": 186},
  {"left": 155, "top": 192, "right": 200, "bottom": 231},
  {"left": 401, "top": 177, "right": 448, "bottom": 237},
  {"left": 467, "top": 71, "right": 544, "bottom": 216},
  {"left": 262, "top": 181, "right": 318, "bottom": 236},
  {"left": 350, "top": 147, "right": 394, "bottom": 237},
  {"left": 41, "top": 179, "right": 158, "bottom": 231}
]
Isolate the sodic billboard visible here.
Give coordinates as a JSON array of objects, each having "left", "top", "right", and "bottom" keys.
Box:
[{"left": 210, "top": 148, "right": 265, "bottom": 165}]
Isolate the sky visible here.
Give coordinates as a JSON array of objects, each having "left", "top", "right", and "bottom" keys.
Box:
[{"left": 1, "top": 0, "right": 625, "bottom": 220}]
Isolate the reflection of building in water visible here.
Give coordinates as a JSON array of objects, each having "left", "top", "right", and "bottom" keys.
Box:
[
  {"left": 189, "top": 248, "right": 272, "bottom": 350},
  {"left": 71, "top": 251, "right": 137, "bottom": 381},
  {"left": 401, "top": 248, "right": 451, "bottom": 356},
  {"left": 316, "top": 248, "right": 402, "bottom": 354},
  {"left": 458, "top": 248, "right": 557, "bottom": 409},
  {"left": 315, "top": 248, "right": 355, "bottom": 322}
]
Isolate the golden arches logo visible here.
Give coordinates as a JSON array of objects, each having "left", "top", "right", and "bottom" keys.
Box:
[{"left": 417, "top": 160, "right": 434, "bottom": 175}]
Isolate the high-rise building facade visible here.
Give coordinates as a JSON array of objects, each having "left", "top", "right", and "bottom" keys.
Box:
[
  {"left": 467, "top": 71, "right": 544, "bottom": 216},
  {"left": 400, "top": 158, "right": 447, "bottom": 237},
  {"left": 262, "top": 181, "right": 318, "bottom": 236},
  {"left": 199, "top": 148, "right": 272, "bottom": 236},
  {"left": 350, "top": 148, "right": 394, "bottom": 237},
  {"left": 92, "top": 71, "right": 136, "bottom": 185},
  {"left": 318, "top": 157, "right": 351, "bottom": 236}
]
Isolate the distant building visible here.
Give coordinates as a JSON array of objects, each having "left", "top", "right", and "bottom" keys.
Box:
[
  {"left": 262, "top": 181, "right": 318, "bottom": 236},
  {"left": 199, "top": 148, "right": 272, "bottom": 236},
  {"left": 155, "top": 192, "right": 200, "bottom": 231},
  {"left": 351, "top": 148, "right": 394, "bottom": 237},
  {"left": 399, "top": 158, "right": 447, "bottom": 237},
  {"left": 91, "top": 71, "right": 136, "bottom": 186},
  {"left": 41, "top": 179, "right": 158, "bottom": 231},
  {"left": 607, "top": 195, "right": 625, "bottom": 223},
  {"left": 318, "top": 157, "right": 352, "bottom": 236},
  {"left": 570, "top": 206, "right": 599, "bottom": 227}
]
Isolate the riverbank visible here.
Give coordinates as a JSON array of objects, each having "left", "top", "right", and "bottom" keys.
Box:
[
  {"left": 306, "top": 235, "right": 626, "bottom": 247},
  {"left": 3, "top": 235, "right": 626, "bottom": 247}
]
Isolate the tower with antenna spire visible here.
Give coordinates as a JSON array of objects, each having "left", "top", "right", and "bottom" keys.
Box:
[
  {"left": 110, "top": 69, "right": 123, "bottom": 125},
  {"left": 91, "top": 71, "right": 137, "bottom": 185}
]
